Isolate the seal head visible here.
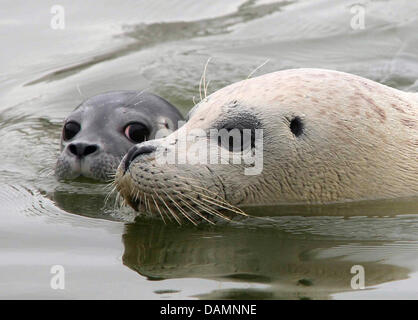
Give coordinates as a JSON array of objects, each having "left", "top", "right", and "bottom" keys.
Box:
[
  {"left": 55, "top": 90, "right": 183, "bottom": 181},
  {"left": 115, "top": 69, "right": 418, "bottom": 222}
]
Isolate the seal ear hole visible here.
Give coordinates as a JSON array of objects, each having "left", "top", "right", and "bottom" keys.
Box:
[{"left": 290, "top": 117, "right": 303, "bottom": 137}]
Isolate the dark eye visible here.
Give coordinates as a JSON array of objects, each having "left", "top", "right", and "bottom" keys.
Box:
[
  {"left": 215, "top": 113, "right": 260, "bottom": 152},
  {"left": 124, "top": 122, "right": 149, "bottom": 143},
  {"left": 63, "top": 121, "right": 80, "bottom": 141},
  {"left": 217, "top": 127, "right": 256, "bottom": 152}
]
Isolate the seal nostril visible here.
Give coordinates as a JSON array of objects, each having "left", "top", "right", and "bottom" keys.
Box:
[
  {"left": 124, "top": 145, "right": 156, "bottom": 173},
  {"left": 68, "top": 143, "right": 99, "bottom": 158},
  {"left": 84, "top": 145, "right": 98, "bottom": 156},
  {"left": 69, "top": 144, "right": 78, "bottom": 156}
]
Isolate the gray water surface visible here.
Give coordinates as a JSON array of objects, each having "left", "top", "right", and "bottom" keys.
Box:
[{"left": 0, "top": 0, "right": 417, "bottom": 299}]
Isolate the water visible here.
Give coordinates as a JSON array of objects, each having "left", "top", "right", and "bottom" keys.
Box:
[{"left": 1, "top": 0, "right": 417, "bottom": 299}]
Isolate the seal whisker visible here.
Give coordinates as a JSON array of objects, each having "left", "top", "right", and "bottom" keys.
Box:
[
  {"left": 143, "top": 193, "right": 149, "bottom": 212},
  {"left": 203, "top": 58, "right": 211, "bottom": 99},
  {"left": 159, "top": 205, "right": 173, "bottom": 223},
  {"left": 165, "top": 173, "right": 248, "bottom": 216},
  {"left": 121, "top": 88, "right": 148, "bottom": 108},
  {"left": 134, "top": 190, "right": 142, "bottom": 208},
  {"left": 199, "top": 68, "right": 204, "bottom": 101},
  {"left": 177, "top": 191, "right": 231, "bottom": 222},
  {"left": 190, "top": 191, "right": 247, "bottom": 217},
  {"left": 139, "top": 194, "right": 144, "bottom": 209},
  {"left": 235, "top": 59, "right": 270, "bottom": 101},
  {"left": 157, "top": 193, "right": 182, "bottom": 225},
  {"left": 114, "top": 192, "right": 123, "bottom": 211},
  {"left": 104, "top": 184, "right": 117, "bottom": 208},
  {"left": 146, "top": 198, "right": 152, "bottom": 215},
  {"left": 76, "top": 84, "right": 85, "bottom": 100},
  {"left": 199, "top": 57, "right": 212, "bottom": 101},
  {"left": 103, "top": 180, "right": 115, "bottom": 192},
  {"left": 162, "top": 191, "right": 197, "bottom": 225},
  {"left": 151, "top": 194, "right": 167, "bottom": 224},
  {"left": 246, "top": 59, "right": 270, "bottom": 80},
  {"left": 154, "top": 194, "right": 173, "bottom": 223},
  {"left": 178, "top": 181, "right": 248, "bottom": 216},
  {"left": 152, "top": 188, "right": 176, "bottom": 223},
  {"left": 173, "top": 191, "right": 216, "bottom": 224}
]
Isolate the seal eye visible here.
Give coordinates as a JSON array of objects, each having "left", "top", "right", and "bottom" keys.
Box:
[
  {"left": 290, "top": 117, "right": 303, "bottom": 137},
  {"left": 63, "top": 121, "right": 80, "bottom": 141},
  {"left": 217, "top": 128, "right": 256, "bottom": 152},
  {"left": 124, "top": 123, "right": 150, "bottom": 143},
  {"left": 215, "top": 113, "right": 260, "bottom": 151}
]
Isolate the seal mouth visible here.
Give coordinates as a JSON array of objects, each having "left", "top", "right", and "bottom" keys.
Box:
[
  {"left": 114, "top": 161, "right": 247, "bottom": 225},
  {"left": 55, "top": 150, "right": 122, "bottom": 182},
  {"left": 123, "top": 145, "right": 157, "bottom": 173}
]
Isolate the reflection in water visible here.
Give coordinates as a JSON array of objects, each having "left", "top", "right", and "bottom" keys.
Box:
[
  {"left": 122, "top": 219, "right": 411, "bottom": 299},
  {"left": 53, "top": 187, "right": 113, "bottom": 219},
  {"left": 51, "top": 181, "right": 137, "bottom": 221}
]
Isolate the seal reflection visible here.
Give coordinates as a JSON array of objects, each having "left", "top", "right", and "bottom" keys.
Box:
[{"left": 122, "top": 217, "right": 410, "bottom": 300}]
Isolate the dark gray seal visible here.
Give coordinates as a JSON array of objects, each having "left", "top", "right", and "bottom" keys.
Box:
[{"left": 55, "top": 90, "right": 183, "bottom": 181}]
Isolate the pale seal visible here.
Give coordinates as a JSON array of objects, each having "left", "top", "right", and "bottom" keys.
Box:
[
  {"left": 55, "top": 90, "right": 183, "bottom": 181},
  {"left": 115, "top": 69, "right": 418, "bottom": 223}
]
